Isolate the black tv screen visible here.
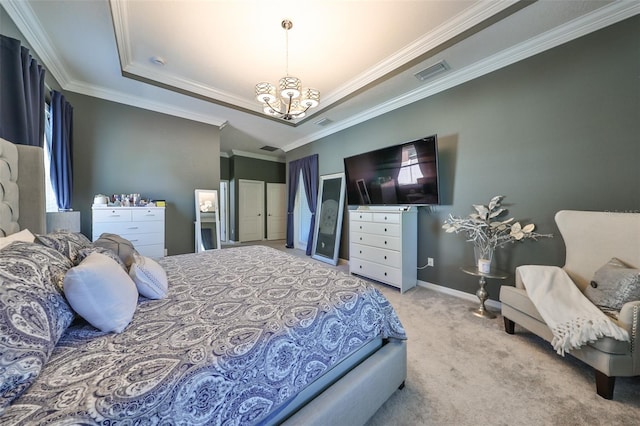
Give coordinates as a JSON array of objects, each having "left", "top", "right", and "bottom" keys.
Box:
[{"left": 343, "top": 135, "right": 440, "bottom": 206}]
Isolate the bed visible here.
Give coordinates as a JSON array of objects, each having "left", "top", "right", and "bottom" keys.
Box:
[{"left": 0, "top": 138, "right": 407, "bottom": 425}]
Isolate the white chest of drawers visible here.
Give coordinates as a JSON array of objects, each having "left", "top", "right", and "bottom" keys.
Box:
[
  {"left": 349, "top": 207, "right": 417, "bottom": 293},
  {"left": 92, "top": 206, "right": 165, "bottom": 258}
]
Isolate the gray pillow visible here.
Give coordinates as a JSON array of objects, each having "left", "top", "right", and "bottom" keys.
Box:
[
  {"left": 584, "top": 257, "right": 640, "bottom": 316},
  {"left": 92, "top": 233, "right": 138, "bottom": 268}
]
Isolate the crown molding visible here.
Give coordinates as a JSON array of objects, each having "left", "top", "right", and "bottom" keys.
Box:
[
  {"left": 65, "top": 80, "right": 227, "bottom": 127},
  {"left": 281, "top": 1, "right": 640, "bottom": 152},
  {"left": 321, "top": 0, "right": 519, "bottom": 106}
]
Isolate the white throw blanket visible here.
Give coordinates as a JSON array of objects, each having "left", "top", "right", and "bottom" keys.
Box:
[{"left": 518, "top": 265, "right": 629, "bottom": 356}]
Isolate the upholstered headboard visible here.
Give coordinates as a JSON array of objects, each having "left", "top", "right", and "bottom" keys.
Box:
[{"left": 0, "top": 137, "right": 46, "bottom": 236}]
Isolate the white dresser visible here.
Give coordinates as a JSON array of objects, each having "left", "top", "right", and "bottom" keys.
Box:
[
  {"left": 349, "top": 207, "right": 417, "bottom": 293},
  {"left": 92, "top": 206, "right": 165, "bottom": 258}
]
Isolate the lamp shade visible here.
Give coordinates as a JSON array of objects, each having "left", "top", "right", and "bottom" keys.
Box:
[
  {"left": 255, "top": 82, "right": 277, "bottom": 103},
  {"left": 279, "top": 76, "right": 301, "bottom": 100},
  {"left": 300, "top": 88, "right": 320, "bottom": 108}
]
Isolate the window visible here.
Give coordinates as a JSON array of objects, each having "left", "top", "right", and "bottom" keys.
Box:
[
  {"left": 43, "top": 104, "right": 58, "bottom": 212},
  {"left": 397, "top": 144, "right": 423, "bottom": 186}
]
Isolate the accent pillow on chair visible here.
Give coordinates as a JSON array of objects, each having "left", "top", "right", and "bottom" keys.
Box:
[
  {"left": 63, "top": 252, "right": 138, "bottom": 333},
  {"left": 584, "top": 257, "right": 640, "bottom": 317}
]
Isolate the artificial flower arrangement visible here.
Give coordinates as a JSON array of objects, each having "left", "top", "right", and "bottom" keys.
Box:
[{"left": 442, "top": 195, "right": 552, "bottom": 270}]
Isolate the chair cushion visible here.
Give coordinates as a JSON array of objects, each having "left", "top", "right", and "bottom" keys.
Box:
[
  {"left": 500, "top": 285, "right": 630, "bottom": 355},
  {"left": 584, "top": 257, "right": 640, "bottom": 316}
]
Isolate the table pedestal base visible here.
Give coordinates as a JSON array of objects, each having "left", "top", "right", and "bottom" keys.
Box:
[{"left": 472, "top": 275, "right": 496, "bottom": 319}]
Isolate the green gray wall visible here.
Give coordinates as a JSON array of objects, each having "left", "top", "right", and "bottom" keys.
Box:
[
  {"left": 287, "top": 16, "right": 640, "bottom": 300},
  {"left": 67, "top": 93, "right": 220, "bottom": 255}
]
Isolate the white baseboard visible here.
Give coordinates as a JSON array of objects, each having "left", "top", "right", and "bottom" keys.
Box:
[{"left": 417, "top": 280, "right": 502, "bottom": 310}]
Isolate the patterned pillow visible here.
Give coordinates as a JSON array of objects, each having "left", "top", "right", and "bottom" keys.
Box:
[
  {"left": 585, "top": 257, "right": 640, "bottom": 316},
  {"left": 0, "top": 241, "right": 75, "bottom": 410},
  {"left": 77, "top": 246, "right": 127, "bottom": 272},
  {"left": 35, "top": 231, "right": 92, "bottom": 265}
]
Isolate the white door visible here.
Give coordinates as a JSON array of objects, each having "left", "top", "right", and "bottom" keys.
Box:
[
  {"left": 239, "top": 179, "right": 264, "bottom": 242},
  {"left": 219, "top": 180, "right": 229, "bottom": 241},
  {"left": 266, "top": 183, "right": 286, "bottom": 240}
]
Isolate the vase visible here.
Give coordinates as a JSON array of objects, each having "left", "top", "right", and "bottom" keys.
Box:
[{"left": 474, "top": 246, "right": 493, "bottom": 273}]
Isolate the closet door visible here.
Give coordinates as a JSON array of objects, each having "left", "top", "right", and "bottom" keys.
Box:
[
  {"left": 266, "top": 183, "right": 286, "bottom": 240},
  {"left": 238, "top": 179, "right": 264, "bottom": 242}
]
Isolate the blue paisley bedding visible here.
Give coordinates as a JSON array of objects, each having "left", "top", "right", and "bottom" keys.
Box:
[{"left": 2, "top": 245, "right": 405, "bottom": 425}]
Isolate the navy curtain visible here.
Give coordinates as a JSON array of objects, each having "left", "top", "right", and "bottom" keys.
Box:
[
  {"left": 0, "top": 35, "right": 46, "bottom": 146},
  {"left": 285, "top": 154, "right": 319, "bottom": 255},
  {"left": 50, "top": 90, "right": 73, "bottom": 211}
]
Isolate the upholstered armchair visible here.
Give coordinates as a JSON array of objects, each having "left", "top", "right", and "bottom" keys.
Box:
[{"left": 499, "top": 210, "right": 639, "bottom": 399}]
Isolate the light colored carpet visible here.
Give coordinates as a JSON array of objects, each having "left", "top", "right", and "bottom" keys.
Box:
[{"left": 227, "top": 241, "right": 640, "bottom": 425}]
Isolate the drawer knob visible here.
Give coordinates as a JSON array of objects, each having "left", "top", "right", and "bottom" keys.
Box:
[
  {"left": 384, "top": 272, "right": 387, "bottom": 276},
  {"left": 384, "top": 241, "right": 387, "bottom": 245},
  {"left": 359, "top": 250, "right": 362, "bottom": 254},
  {"left": 384, "top": 255, "right": 387, "bottom": 260},
  {"left": 360, "top": 237, "right": 362, "bottom": 241},
  {"left": 384, "top": 228, "right": 387, "bottom": 232},
  {"left": 384, "top": 216, "right": 387, "bottom": 220},
  {"left": 360, "top": 225, "right": 362, "bottom": 229},
  {"left": 359, "top": 265, "right": 362, "bottom": 269}
]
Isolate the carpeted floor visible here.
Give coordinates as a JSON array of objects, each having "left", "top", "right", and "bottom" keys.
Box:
[{"left": 227, "top": 240, "right": 640, "bottom": 425}]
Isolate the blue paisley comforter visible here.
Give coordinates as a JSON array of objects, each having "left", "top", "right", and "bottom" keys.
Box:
[{"left": 3, "top": 245, "right": 406, "bottom": 425}]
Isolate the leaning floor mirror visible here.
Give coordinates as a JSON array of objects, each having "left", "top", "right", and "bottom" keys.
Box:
[
  {"left": 311, "top": 173, "right": 346, "bottom": 265},
  {"left": 195, "top": 189, "right": 221, "bottom": 252}
]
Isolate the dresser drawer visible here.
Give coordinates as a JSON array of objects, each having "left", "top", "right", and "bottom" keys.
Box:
[
  {"left": 351, "top": 243, "right": 401, "bottom": 268},
  {"left": 350, "top": 258, "right": 402, "bottom": 288},
  {"left": 120, "top": 232, "right": 164, "bottom": 247},
  {"left": 92, "top": 209, "right": 132, "bottom": 222},
  {"left": 93, "top": 221, "right": 164, "bottom": 240},
  {"left": 350, "top": 211, "right": 373, "bottom": 222},
  {"left": 372, "top": 212, "right": 400, "bottom": 224},
  {"left": 132, "top": 208, "right": 164, "bottom": 221},
  {"left": 355, "top": 221, "right": 400, "bottom": 237},
  {"left": 351, "top": 231, "right": 401, "bottom": 251}
]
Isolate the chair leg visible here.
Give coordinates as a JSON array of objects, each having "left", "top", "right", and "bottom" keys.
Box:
[
  {"left": 503, "top": 317, "right": 515, "bottom": 334},
  {"left": 594, "top": 370, "right": 615, "bottom": 400}
]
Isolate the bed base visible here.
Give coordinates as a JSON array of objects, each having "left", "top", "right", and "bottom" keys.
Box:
[{"left": 282, "top": 339, "right": 407, "bottom": 425}]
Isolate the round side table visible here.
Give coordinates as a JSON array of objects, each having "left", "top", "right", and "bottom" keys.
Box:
[{"left": 460, "top": 266, "right": 508, "bottom": 319}]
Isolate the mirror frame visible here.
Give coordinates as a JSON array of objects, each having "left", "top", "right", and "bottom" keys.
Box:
[
  {"left": 311, "top": 173, "right": 346, "bottom": 265},
  {"left": 195, "top": 189, "right": 221, "bottom": 252}
]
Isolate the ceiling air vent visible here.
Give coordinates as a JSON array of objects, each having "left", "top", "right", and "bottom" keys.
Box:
[
  {"left": 414, "top": 60, "right": 449, "bottom": 82},
  {"left": 260, "top": 145, "right": 279, "bottom": 152},
  {"left": 314, "top": 118, "right": 333, "bottom": 127}
]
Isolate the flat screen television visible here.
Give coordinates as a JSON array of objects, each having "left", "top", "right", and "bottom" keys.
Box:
[{"left": 343, "top": 135, "right": 440, "bottom": 206}]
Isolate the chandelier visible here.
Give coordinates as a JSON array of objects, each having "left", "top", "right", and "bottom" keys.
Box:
[{"left": 255, "top": 19, "right": 320, "bottom": 121}]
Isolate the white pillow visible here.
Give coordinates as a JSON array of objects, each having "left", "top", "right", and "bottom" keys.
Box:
[
  {"left": 0, "top": 228, "right": 35, "bottom": 249},
  {"left": 129, "top": 253, "right": 168, "bottom": 299},
  {"left": 63, "top": 252, "right": 138, "bottom": 333}
]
